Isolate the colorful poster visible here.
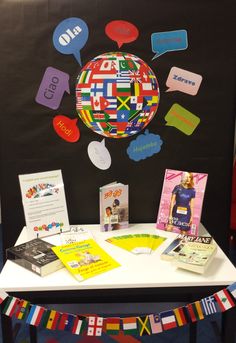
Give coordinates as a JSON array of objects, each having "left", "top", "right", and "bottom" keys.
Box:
[{"left": 19, "top": 170, "right": 70, "bottom": 238}]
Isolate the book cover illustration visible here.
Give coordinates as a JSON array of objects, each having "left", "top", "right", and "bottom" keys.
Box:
[
  {"left": 161, "top": 234, "right": 213, "bottom": 261},
  {"left": 106, "top": 234, "right": 166, "bottom": 254},
  {"left": 6, "top": 238, "right": 63, "bottom": 276},
  {"left": 173, "top": 241, "right": 217, "bottom": 274},
  {"left": 156, "top": 169, "right": 208, "bottom": 235},
  {"left": 99, "top": 182, "right": 128, "bottom": 232},
  {"left": 19, "top": 170, "right": 70, "bottom": 238},
  {"left": 52, "top": 239, "right": 120, "bottom": 282}
]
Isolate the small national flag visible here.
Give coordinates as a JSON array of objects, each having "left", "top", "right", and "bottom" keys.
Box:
[
  {"left": 105, "top": 317, "right": 120, "bottom": 335},
  {"left": 227, "top": 282, "right": 236, "bottom": 300},
  {"left": 214, "top": 289, "right": 235, "bottom": 312},
  {"left": 137, "top": 316, "right": 151, "bottom": 336},
  {"left": 200, "top": 295, "right": 220, "bottom": 316},
  {"left": 26, "top": 305, "right": 45, "bottom": 326},
  {"left": 14, "top": 299, "right": 30, "bottom": 320},
  {"left": 45, "top": 310, "right": 60, "bottom": 330},
  {"left": 122, "top": 317, "right": 138, "bottom": 335},
  {"left": 160, "top": 310, "right": 177, "bottom": 331},
  {"left": 2, "top": 296, "right": 20, "bottom": 317},
  {"left": 57, "top": 313, "right": 76, "bottom": 331},
  {"left": 72, "top": 315, "right": 86, "bottom": 335},
  {"left": 87, "top": 316, "right": 104, "bottom": 336},
  {"left": 149, "top": 314, "right": 162, "bottom": 334},
  {"left": 187, "top": 301, "right": 204, "bottom": 322},
  {"left": 173, "top": 306, "right": 189, "bottom": 326},
  {"left": 0, "top": 290, "right": 8, "bottom": 305}
]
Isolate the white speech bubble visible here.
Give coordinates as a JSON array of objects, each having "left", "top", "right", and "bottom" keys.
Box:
[{"left": 87, "top": 139, "right": 111, "bottom": 170}]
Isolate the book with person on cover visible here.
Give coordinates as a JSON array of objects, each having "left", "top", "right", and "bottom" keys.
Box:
[
  {"left": 52, "top": 239, "right": 120, "bottom": 282},
  {"left": 99, "top": 182, "right": 128, "bottom": 231},
  {"left": 161, "top": 234, "right": 213, "bottom": 261},
  {"left": 156, "top": 169, "right": 208, "bottom": 236},
  {"left": 6, "top": 238, "right": 63, "bottom": 277},
  {"left": 173, "top": 241, "right": 217, "bottom": 274}
]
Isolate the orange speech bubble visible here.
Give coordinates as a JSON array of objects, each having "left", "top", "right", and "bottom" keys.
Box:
[
  {"left": 105, "top": 20, "right": 139, "bottom": 48},
  {"left": 53, "top": 115, "right": 80, "bottom": 142}
]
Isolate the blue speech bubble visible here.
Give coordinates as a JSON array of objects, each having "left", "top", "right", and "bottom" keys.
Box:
[
  {"left": 127, "top": 130, "right": 163, "bottom": 162},
  {"left": 53, "top": 17, "right": 89, "bottom": 66},
  {"left": 151, "top": 29, "right": 188, "bottom": 60}
]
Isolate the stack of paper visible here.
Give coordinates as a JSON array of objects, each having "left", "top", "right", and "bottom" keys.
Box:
[{"left": 106, "top": 234, "right": 166, "bottom": 254}]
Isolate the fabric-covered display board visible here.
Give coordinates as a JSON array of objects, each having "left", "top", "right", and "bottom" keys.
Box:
[{"left": 0, "top": 0, "right": 236, "bottom": 255}]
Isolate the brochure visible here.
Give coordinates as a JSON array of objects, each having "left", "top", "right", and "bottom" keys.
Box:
[{"left": 19, "top": 170, "right": 70, "bottom": 238}]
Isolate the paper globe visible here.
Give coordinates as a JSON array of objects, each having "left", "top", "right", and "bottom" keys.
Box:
[{"left": 76, "top": 52, "right": 160, "bottom": 138}]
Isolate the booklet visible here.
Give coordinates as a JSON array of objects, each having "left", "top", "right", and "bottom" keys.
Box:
[
  {"left": 19, "top": 170, "right": 70, "bottom": 239},
  {"left": 52, "top": 239, "right": 120, "bottom": 282},
  {"left": 99, "top": 182, "right": 128, "bottom": 231},
  {"left": 156, "top": 169, "right": 208, "bottom": 236}
]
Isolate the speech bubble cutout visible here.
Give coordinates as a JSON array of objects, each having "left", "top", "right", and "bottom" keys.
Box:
[
  {"left": 166, "top": 67, "right": 203, "bottom": 95},
  {"left": 35, "top": 67, "right": 70, "bottom": 110},
  {"left": 151, "top": 29, "right": 188, "bottom": 60},
  {"left": 105, "top": 20, "right": 139, "bottom": 48},
  {"left": 53, "top": 17, "right": 89, "bottom": 66},
  {"left": 53, "top": 115, "right": 80, "bottom": 142},
  {"left": 127, "top": 130, "right": 163, "bottom": 162},
  {"left": 88, "top": 139, "right": 111, "bottom": 170},
  {"left": 165, "top": 103, "right": 200, "bottom": 135}
]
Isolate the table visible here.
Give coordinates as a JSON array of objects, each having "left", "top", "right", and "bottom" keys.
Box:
[{"left": 1, "top": 223, "right": 236, "bottom": 342}]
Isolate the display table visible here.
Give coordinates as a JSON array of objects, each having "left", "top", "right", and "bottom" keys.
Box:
[{"left": 1, "top": 223, "right": 236, "bottom": 342}]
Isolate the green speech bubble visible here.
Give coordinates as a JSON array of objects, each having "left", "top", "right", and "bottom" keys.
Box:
[{"left": 165, "top": 103, "right": 200, "bottom": 135}]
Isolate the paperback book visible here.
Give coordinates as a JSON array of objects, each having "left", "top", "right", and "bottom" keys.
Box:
[
  {"left": 99, "top": 182, "right": 128, "bottom": 232},
  {"left": 173, "top": 241, "right": 217, "bottom": 274},
  {"left": 6, "top": 238, "right": 63, "bottom": 277},
  {"left": 52, "top": 239, "right": 120, "bottom": 282},
  {"left": 156, "top": 169, "right": 208, "bottom": 236},
  {"left": 161, "top": 234, "right": 213, "bottom": 261}
]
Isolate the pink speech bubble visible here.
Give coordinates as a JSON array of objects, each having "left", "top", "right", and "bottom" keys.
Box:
[
  {"left": 105, "top": 20, "right": 139, "bottom": 48},
  {"left": 53, "top": 115, "right": 80, "bottom": 142},
  {"left": 166, "top": 67, "right": 202, "bottom": 95}
]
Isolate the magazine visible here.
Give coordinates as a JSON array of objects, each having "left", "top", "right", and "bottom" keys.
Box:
[
  {"left": 156, "top": 169, "right": 208, "bottom": 236},
  {"left": 99, "top": 182, "right": 128, "bottom": 231}
]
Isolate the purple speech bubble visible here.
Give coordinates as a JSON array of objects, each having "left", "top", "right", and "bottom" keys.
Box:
[{"left": 35, "top": 67, "right": 70, "bottom": 110}]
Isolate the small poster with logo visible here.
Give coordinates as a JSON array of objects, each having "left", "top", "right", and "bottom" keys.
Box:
[
  {"left": 156, "top": 169, "right": 208, "bottom": 236},
  {"left": 19, "top": 170, "right": 70, "bottom": 239},
  {"left": 99, "top": 182, "right": 129, "bottom": 231}
]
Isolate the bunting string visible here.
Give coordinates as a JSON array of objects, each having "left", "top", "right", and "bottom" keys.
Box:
[{"left": 0, "top": 282, "right": 236, "bottom": 337}]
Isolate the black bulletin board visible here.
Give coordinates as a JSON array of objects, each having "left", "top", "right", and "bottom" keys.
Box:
[{"left": 0, "top": 0, "right": 236, "bottom": 256}]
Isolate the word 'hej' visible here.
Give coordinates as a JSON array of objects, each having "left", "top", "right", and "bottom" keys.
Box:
[
  {"left": 56, "top": 120, "right": 73, "bottom": 136},
  {"left": 173, "top": 74, "right": 195, "bottom": 86},
  {"left": 58, "top": 26, "right": 82, "bottom": 46}
]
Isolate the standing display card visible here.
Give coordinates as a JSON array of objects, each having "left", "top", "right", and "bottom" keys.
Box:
[
  {"left": 99, "top": 182, "right": 129, "bottom": 231},
  {"left": 156, "top": 169, "right": 208, "bottom": 236},
  {"left": 19, "top": 170, "right": 70, "bottom": 239}
]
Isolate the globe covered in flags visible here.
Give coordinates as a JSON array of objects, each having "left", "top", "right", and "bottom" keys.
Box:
[{"left": 76, "top": 52, "right": 160, "bottom": 138}]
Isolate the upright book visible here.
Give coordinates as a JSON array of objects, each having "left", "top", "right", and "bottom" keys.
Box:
[
  {"left": 99, "top": 182, "right": 128, "bottom": 231},
  {"left": 6, "top": 238, "right": 64, "bottom": 277},
  {"left": 156, "top": 169, "right": 208, "bottom": 236}
]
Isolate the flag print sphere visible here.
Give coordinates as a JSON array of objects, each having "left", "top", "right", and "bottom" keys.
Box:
[{"left": 76, "top": 52, "right": 160, "bottom": 138}]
